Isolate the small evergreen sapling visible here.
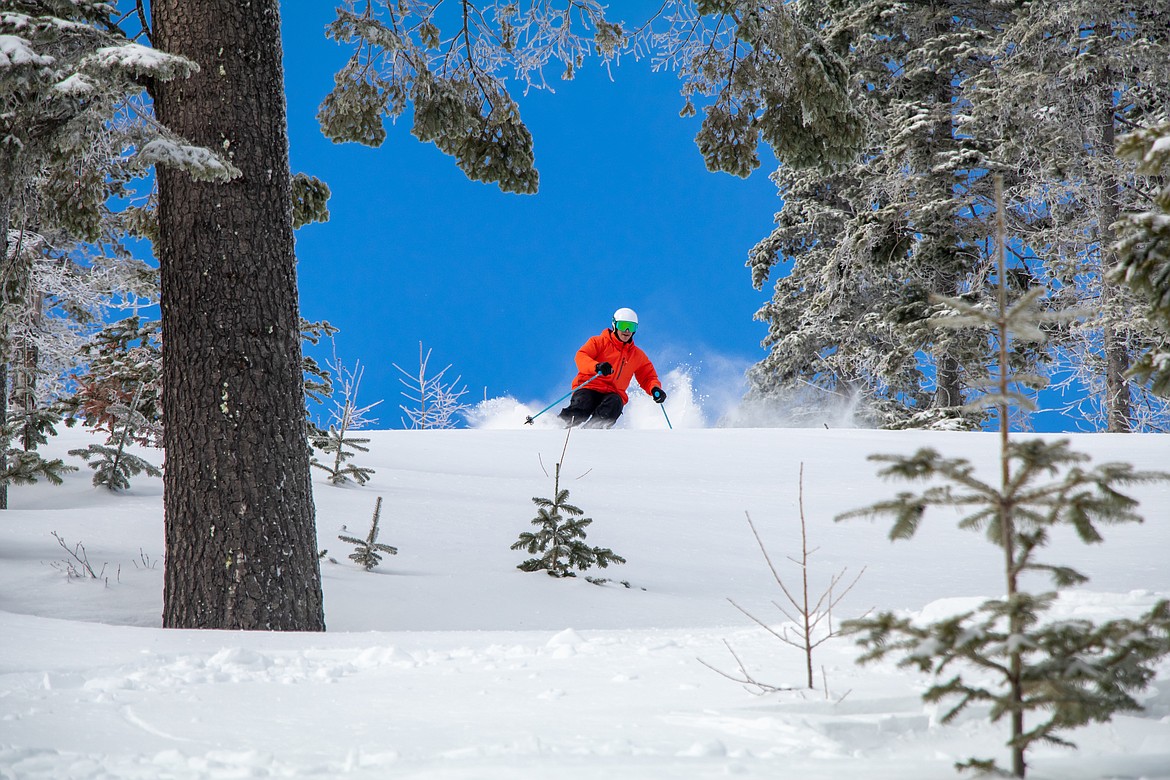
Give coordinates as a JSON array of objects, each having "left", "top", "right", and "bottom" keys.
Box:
[
  {"left": 69, "top": 380, "right": 162, "bottom": 491},
  {"left": 512, "top": 431, "right": 626, "bottom": 578},
  {"left": 311, "top": 353, "right": 380, "bottom": 485},
  {"left": 61, "top": 318, "right": 162, "bottom": 491},
  {"left": 62, "top": 317, "right": 164, "bottom": 446},
  {"left": 338, "top": 496, "right": 398, "bottom": 571},
  {"left": 393, "top": 342, "right": 468, "bottom": 429},
  {"left": 838, "top": 178, "right": 1170, "bottom": 778}
]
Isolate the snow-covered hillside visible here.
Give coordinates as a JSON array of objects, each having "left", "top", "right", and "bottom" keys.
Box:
[{"left": 1, "top": 423, "right": 1167, "bottom": 779}]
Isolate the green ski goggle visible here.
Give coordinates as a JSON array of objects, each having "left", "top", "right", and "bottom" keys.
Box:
[{"left": 614, "top": 320, "right": 638, "bottom": 334}]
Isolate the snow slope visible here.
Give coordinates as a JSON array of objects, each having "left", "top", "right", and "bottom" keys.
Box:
[{"left": 1, "top": 420, "right": 1168, "bottom": 779}]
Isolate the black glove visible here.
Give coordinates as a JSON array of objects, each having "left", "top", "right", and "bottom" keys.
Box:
[
  {"left": 652, "top": 387, "right": 667, "bottom": 404},
  {"left": 596, "top": 362, "right": 613, "bottom": 376}
]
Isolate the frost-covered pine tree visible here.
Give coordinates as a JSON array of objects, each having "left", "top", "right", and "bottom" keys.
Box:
[
  {"left": 2, "top": 233, "right": 65, "bottom": 502},
  {"left": 747, "top": 0, "right": 1012, "bottom": 429},
  {"left": 317, "top": 0, "right": 622, "bottom": 193},
  {"left": 1113, "top": 119, "right": 1170, "bottom": 398},
  {"left": 62, "top": 316, "right": 162, "bottom": 491},
  {"left": 748, "top": 0, "right": 1170, "bottom": 432},
  {"left": 311, "top": 356, "right": 380, "bottom": 486},
  {"left": 0, "top": 417, "right": 74, "bottom": 498},
  {"left": 68, "top": 380, "right": 162, "bottom": 491},
  {"left": 300, "top": 318, "right": 339, "bottom": 419},
  {"left": 393, "top": 343, "right": 468, "bottom": 430},
  {"left": 338, "top": 497, "right": 398, "bottom": 571},
  {"left": 1, "top": 234, "right": 86, "bottom": 507},
  {"left": 62, "top": 316, "right": 163, "bottom": 443},
  {"left": 965, "top": 1, "right": 1170, "bottom": 431},
  {"left": 2, "top": 204, "right": 165, "bottom": 508},
  {"left": 838, "top": 179, "right": 1170, "bottom": 778},
  {"left": 743, "top": 165, "right": 931, "bottom": 427},
  {"left": 512, "top": 435, "right": 625, "bottom": 578},
  {"left": 633, "top": 2, "right": 863, "bottom": 176}
]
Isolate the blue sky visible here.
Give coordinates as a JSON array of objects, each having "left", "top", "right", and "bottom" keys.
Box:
[{"left": 280, "top": 6, "right": 780, "bottom": 427}]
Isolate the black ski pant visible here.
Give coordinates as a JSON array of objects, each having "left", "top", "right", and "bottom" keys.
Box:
[{"left": 558, "top": 388, "right": 624, "bottom": 428}]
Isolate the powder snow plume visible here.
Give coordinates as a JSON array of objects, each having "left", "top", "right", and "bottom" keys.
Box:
[{"left": 466, "top": 365, "right": 724, "bottom": 430}]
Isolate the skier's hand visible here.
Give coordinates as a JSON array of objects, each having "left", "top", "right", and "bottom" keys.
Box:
[
  {"left": 596, "top": 362, "right": 613, "bottom": 376},
  {"left": 652, "top": 387, "right": 667, "bottom": 404}
]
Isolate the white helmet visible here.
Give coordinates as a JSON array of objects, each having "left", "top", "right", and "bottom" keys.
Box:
[{"left": 612, "top": 307, "right": 639, "bottom": 333}]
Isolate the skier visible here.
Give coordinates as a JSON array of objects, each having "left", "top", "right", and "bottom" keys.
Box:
[{"left": 558, "top": 307, "right": 667, "bottom": 428}]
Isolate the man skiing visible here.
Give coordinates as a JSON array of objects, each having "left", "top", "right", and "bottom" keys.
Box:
[{"left": 558, "top": 307, "right": 666, "bottom": 428}]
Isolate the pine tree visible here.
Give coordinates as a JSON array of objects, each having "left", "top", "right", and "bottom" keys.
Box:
[
  {"left": 638, "top": 2, "right": 864, "bottom": 175},
  {"left": 62, "top": 316, "right": 163, "bottom": 444},
  {"left": 746, "top": 0, "right": 1011, "bottom": 429},
  {"left": 1, "top": 417, "right": 75, "bottom": 494},
  {"left": 69, "top": 379, "right": 162, "bottom": 491},
  {"left": 964, "top": 0, "right": 1170, "bottom": 431},
  {"left": 338, "top": 496, "right": 398, "bottom": 571},
  {"left": 311, "top": 427, "right": 374, "bottom": 486},
  {"left": 1113, "top": 119, "right": 1170, "bottom": 398},
  {"left": 2, "top": 235, "right": 78, "bottom": 506},
  {"left": 512, "top": 433, "right": 625, "bottom": 578},
  {"left": 747, "top": 1, "right": 1170, "bottom": 431},
  {"left": 838, "top": 178, "right": 1170, "bottom": 778},
  {"left": 2, "top": 216, "right": 166, "bottom": 509},
  {"left": 743, "top": 166, "right": 934, "bottom": 428},
  {"left": 393, "top": 343, "right": 468, "bottom": 430},
  {"left": 310, "top": 354, "right": 379, "bottom": 485},
  {"left": 300, "top": 318, "right": 339, "bottom": 413},
  {"left": 60, "top": 316, "right": 162, "bottom": 491}
]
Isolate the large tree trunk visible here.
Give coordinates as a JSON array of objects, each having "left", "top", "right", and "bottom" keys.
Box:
[{"left": 151, "top": 0, "right": 324, "bottom": 630}]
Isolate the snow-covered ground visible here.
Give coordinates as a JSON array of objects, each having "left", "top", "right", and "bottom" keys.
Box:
[{"left": 2, "top": 398, "right": 1168, "bottom": 779}]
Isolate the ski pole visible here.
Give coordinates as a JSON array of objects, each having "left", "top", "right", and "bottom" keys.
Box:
[
  {"left": 524, "top": 372, "right": 602, "bottom": 425},
  {"left": 660, "top": 402, "right": 673, "bottom": 430}
]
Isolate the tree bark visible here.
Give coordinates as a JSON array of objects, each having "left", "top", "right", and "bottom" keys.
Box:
[
  {"left": 934, "top": 351, "right": 962, "bottom": 409},
  {"left": 151, "top": 0, "right": 324, "bottom": 630}
]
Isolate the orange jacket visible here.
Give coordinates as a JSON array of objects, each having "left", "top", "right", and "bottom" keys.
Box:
[{"left": 572, "top": 329, "right": 662, "bottom": 404}]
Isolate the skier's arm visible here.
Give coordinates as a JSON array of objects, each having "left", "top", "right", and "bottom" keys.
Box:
[
  {"left": 574, "top": 336, "right": 606, "bottom": 375},
  {"left": 634, "top": 356, "right": 662, "bottom": 396}
]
